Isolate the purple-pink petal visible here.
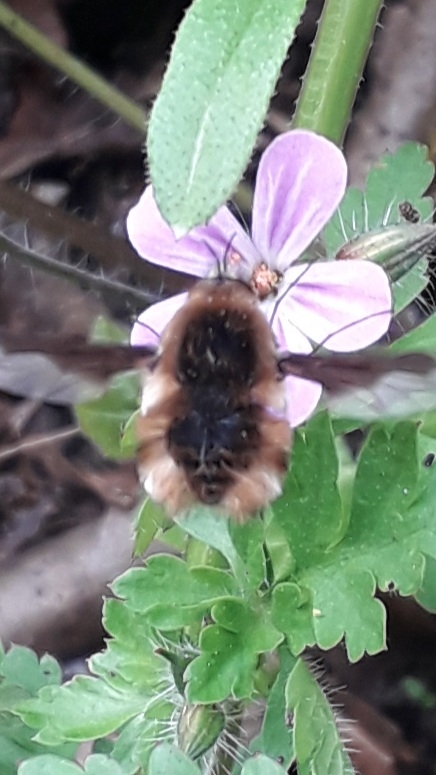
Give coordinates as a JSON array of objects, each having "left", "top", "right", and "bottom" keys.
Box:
[
  {"left": 277, "top": 260, "right": 392, "bottom": 352},
  {"left": 273, "top": 314, "right": 323, "bottom": 427},
  {"left": 131, "top": 292, "right": 188, "bottom": 348},
  {"left": 251, "top": 130, "right": 347, "bottom": 272},
  {"left": 127, "top": 185, "right": 257, "bottom": 278}
]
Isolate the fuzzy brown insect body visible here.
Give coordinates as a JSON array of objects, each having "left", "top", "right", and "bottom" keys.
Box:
[
  {"left": 136, "top": 279, "right": 291, "bottom": 521},
  {"left": 3, "top": 278, "right": 436, "bottom": 521}
]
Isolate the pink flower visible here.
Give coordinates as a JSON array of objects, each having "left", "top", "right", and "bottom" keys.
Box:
[{"left": 127, "top": 130, "right": 392, "bottom": 427}]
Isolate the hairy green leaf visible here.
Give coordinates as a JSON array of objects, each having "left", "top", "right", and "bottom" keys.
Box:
[
  {"left": 148, "top": 0, "right": 306, "bottom": 233},
  {"left": 286, "top": 659, "right": 355, "bottom": 774},
  {"left": 251, "top": 646, "right": 296, "bottom": 764}
]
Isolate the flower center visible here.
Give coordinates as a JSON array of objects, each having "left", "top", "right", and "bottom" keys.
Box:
[{"left": 250, "top": 262, "right": 283, "bottom": 300}]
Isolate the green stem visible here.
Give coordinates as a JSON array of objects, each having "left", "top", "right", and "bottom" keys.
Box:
[
  {"left": 293, "top": 0, "right": 384, "bottom": 144},
  {"left": 0, "top": 1, "right": 147, "bottom": 133}
]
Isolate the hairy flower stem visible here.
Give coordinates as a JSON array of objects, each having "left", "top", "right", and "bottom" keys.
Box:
[{"left": 293, "top": 0, "right": 384, "bottom": 143}]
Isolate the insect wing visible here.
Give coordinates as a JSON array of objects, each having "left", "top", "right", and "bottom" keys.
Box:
[
  {"left": 278, "top": 351, "right": 436, "bottom": 421},
  {"left": 0, "top": 332, "right": 157, "bottom": 405}
]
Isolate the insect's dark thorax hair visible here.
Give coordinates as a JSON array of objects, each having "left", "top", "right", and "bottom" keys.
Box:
[
  {"left": 136, "top": 278, "right": 291, "bottom": 518},
  {"left": 168, "top": 304, "right": 263, "bottom": 504}
]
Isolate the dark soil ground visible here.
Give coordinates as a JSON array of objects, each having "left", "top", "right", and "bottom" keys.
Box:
[{"left": 0, "top": 1, "right": 436, "bottom": 773}]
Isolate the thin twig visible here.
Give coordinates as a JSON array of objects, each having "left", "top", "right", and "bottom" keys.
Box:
[
  {"left": 0, "top": 426, "right": 79, "bottom": 463},
  {"left": 0, "top": 181, "right": 146, "bottom": 276},
  {"left": 0, "top": 2, "right": 148, "bottom": 133},
  {"left": 0, "top": 232, "right": 161, "bottom": 309},
  {"left": 0, "top": 180, "right": 190, "bottom": 297}
]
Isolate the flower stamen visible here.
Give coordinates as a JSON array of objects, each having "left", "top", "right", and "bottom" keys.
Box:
[{"left": 250, "top": 262, "right": 283, "bottom": 300}]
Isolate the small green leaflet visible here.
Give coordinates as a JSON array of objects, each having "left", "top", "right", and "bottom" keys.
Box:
[{"left": 0, "top": 646, "right": 75, "bottom": 774}]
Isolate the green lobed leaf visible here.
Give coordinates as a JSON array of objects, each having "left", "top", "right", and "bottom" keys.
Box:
[
  {"left": 418, "top": 412, "right": 436, "bottom": 440},
  {"left": 18, "top": 754, "right": 128, "bottom": 775},
  {"left": 119, "top": 409, "right": 141, "bottom": 459},
  {"left": 269, "top": 414, "right": 436, "bottom": 661},
  {"left": 177, "top": 508, "right": 267, "bottom": 593},
  {"left": 342, "top": 423, "right": 421, "bottom": 589},
  {"left": 0, "top": 647, "right": 61, "bottom": 696},
  {"left": 19, "top": 757, "right": 80, "bottom": 775},
  {"left": 89, "top": 598, "right": 167, "bottom": 693},
  {"left": 176, "top": 509, "right": 246, "bottom": 580},
  {"left": 286, "top": 659, "right": 355, "bottom": 775},
  {"left": 15, "top": 677, "right": 151, "bottom": 745},
  {"left": 228, "top": 517, "right": 266, "bottom": 589},
  {"left": 390, "top": 313, "right": 436, "bottom": 354},
  {"left": 301, "top": 422, "right": 420, "bottom": 659},
  {"left": 132, "top": 497, "right": 168, "bottom": 557},
  {"left": 112, "top": 555, "right": 239, "bottom": 629},
  {"left": 82, "top": 756, "right": 128, "bottom": 775},
  {"left": 271, "top": 582, "right": 315, "bottom": 656},
  {"left": 0, "top": 729, "right": 74, "bottom": 775},
  {"left": 0, "top": 646, "right": 75, "bottom": 773},
  {"left": 76, "top": 373, "right": 140, "bottom": 460},
  {"left": 264, "top": 510, "right": 296, "bottom": 584},
  {"left": 185, "top": 599, "right": 282, "bottom": 702},
  {"left": 273, "top": 412, "right": 344, "bottom": 558},
  {"left": 148, "top": 0, "right": 306, "bottom": 233},
  {"left": 148, "top": 743, "right": 200, "bottom": 775},
  {"left": 241, "top": 755, "right": 288, "bottom": 775}
]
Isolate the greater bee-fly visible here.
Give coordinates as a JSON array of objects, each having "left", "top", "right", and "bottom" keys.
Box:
[{"left": 2, "top": 276, "right": 436, "bottom": 521}]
